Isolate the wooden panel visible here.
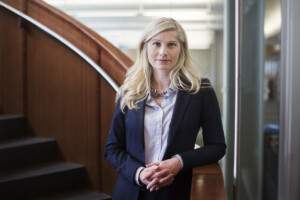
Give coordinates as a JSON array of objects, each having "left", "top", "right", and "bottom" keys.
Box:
[
  {"left": 1, "top": 0, "right": 130, "bottom": 193},
  {"left": 0, "top": 7, "right": 24, "bottom": 115},
  {"left": 28, "top": 0, "right": 132, "bottom": 84},
  {"left": 24, "top": 0, "right": 131, "bottom": 193},
  {"left": 27, "top": 1, "right": 100, "bottom": 62},
  {"left": 23, "top": 0, "right": 131, "bottom": 193},
  {"left": 100, "top": 78, "right": 119, "bottom": 195},
  {"left": 191, "top": 163, "right": 226, "bottom": 200},
  {"left": 25, "top": 23, "right": 101, "bottom": 189},
  {"left": 1, "top": 0, "right": 25, "bottom": 11}
]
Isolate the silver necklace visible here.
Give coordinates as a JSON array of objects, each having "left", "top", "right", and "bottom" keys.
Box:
[{"left": 151, "top": 86, "right": 168, "bottom": 98}]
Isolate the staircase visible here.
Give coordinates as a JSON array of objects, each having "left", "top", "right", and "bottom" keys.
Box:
[{"left": 0, "top": 115, "right": 111, "bottom": 200}]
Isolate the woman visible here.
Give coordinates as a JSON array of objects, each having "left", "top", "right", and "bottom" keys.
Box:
[{"left": 104, "top": 17, "right": 226, "bottom": 200}]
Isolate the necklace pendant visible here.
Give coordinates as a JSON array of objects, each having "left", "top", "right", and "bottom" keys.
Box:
[{"left": 151, "top": 87, "right": 168, "bottom": 98}]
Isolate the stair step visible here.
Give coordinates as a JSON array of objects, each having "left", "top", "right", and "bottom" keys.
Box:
[
  {"left": 0, "top": 161, "right": 85, "bottom": 199},
  {"left": 0, "top": 115, "right": 24, "bottom": 140},
  {"left": 0, "top": 137, "right": 57, "bottom": 170},
  {"left": 33, "top": 188, "right": 112, "bottom": 200}
]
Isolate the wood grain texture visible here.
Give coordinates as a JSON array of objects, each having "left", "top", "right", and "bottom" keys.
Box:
[
  {"left": 191, "top": 163, "right": 227, "bottom": 200},
  {"left": 22, "top": 0, "right": 131, "bottom": 192},
  {"left": 99, "top": 78, "right": 119, "bottom": 195},
  {"left": 1, "top": 0, "right": 26, "bottom": 11},
  {"left": 25, "top": 23, "right": 101, "bottom": 189},
  {"left": 0, "top": 7, "right": 24, "bottom": 115},
  {"left": 29, "top": 0, "right": 132, "bottom": 84}
]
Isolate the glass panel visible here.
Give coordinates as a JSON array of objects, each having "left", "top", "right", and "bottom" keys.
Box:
[
  {"left": 238, "top": 0, "right": 265, "bottom": 199},
  {"left": 236, "top": 0, "right": 281, "bottom": 199},
  {"left": 262, "top": 0, "right": 281, "bottom": 199}
]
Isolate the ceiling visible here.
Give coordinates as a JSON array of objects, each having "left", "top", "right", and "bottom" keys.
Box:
[
  {"left": 264, "top": 0, "right": 281, "bottom": 40},
  {"left": 43, "top": 0, "right": 224, "bottom": 50},
  {"left": 43, "top": 0, "right": 281, "bottom": 51}
]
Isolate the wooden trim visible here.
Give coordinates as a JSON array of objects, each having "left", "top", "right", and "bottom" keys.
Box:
[
  {"left": 193, "top": 162, "right": 223, "bottom": 174},
  {"left": 192, "top": 163, "right": 226, "bottom": 200}
]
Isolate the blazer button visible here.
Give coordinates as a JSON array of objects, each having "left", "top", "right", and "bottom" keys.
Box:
[{"left": 140, "top": 185, "right": 146, "bottom": 191}]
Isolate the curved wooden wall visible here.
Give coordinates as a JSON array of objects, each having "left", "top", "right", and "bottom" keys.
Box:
[
  {"left": 0, "top": 0, "right": 226, "bottom": 198},
  {"left": 0, "top": 0, "right": 131, "bottom": 194},
  {"left": 0, "top": 0, "right": 25, "bottom": 115}
]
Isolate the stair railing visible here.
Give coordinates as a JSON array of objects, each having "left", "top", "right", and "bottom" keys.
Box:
[{"left": 0, "top": 1, "right": 119, "bottom": 93}]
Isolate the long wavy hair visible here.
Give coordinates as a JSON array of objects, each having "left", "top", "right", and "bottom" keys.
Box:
[{"left": 118, "top": 17, "right": 202, "bottom": 112}]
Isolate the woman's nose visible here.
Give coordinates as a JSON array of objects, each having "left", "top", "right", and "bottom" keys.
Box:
[{"left": 159, "top": 45, "right": 167, "bottom": 57}]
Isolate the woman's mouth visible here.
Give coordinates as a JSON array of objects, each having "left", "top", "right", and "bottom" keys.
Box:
[{"left": 157, "top": 59, "right": 170, "bottom": 63}]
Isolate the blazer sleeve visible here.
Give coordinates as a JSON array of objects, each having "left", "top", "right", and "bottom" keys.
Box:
[
  {"left": 104, "top": 99, "right": 143, "bottom": 185},
  {"left": 179, "top": 83, "right": 226, "bottom": 169}
]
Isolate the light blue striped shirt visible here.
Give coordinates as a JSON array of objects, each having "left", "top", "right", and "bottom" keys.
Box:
[
  {"left": 135, "top": 83, "right": 183, "bottom": 185},
  {"left": 144, "top": 83, "right": 177, "bottom": 164}
]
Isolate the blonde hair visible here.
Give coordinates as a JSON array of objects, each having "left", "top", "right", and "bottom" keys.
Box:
[{"left": 118, "top": 17, "right": 202, "bottom": 112}]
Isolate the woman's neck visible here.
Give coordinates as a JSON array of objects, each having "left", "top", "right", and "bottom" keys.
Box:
[{"left": 152, "top": 71, "right": 171, "bottom": 92}]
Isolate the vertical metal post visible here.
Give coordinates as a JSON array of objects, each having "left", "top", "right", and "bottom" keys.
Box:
[
  {"left": 279, "top": 0, "right": 300, "bottom": 199},
  {"left": 233, "top": 0, "right": 241, "bottom": 199}
]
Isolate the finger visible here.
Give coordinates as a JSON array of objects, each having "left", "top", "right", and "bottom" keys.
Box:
[
  {"left": 143, "top": 170, "right": 155, "bottom": 180},
  {"left": 159, "top": 174, "right": 173, "bottom": 184},
  {"left": 146, "top": 163, "right": 159, "bottom": 168},
  {"left": 144, "top": 168, "right": 161, "bottom": 181},
  {"left": 140, "top": 169, "right": 155, "bottom": 185},
  {"left": 147, "top": 178, "right": 159, "bottom": 190},
  {"left": 151, "top": 169, "right": 170, "bottom": 179},
  {"left": 158, "top": 178, "right": 174, "bottom": 189},
  {"left": 150, "top": 185, "right": 160, "bottom": 192},
  {"left": 147, "top": 179, "right": 158, "bottom": 190},
  {"left": 149, "top": 185, "right": 157, "bottom": 192},
  {"left": 151, "top": 178, "right": 173, "bottom": 191}
]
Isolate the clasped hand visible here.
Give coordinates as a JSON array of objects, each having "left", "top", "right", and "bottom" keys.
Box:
[{"left": 139, "top": 157, "right": 182, "bottom": 192}]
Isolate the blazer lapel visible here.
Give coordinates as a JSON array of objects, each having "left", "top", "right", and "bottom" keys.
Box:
[
  {"left": 134, "top": 99, "right": 146, "bottom": 163},
  {"left": 167, "top": 89, "right": 191, "bottom": 145}
]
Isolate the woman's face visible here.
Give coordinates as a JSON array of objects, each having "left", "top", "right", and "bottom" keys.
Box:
[{"left": 147, "top": 30, "right": 181, "bottom": 74}]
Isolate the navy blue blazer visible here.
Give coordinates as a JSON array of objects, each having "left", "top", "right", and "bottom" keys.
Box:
[{"left": 104, "top": 79, "right": 226, "bottom": 200}]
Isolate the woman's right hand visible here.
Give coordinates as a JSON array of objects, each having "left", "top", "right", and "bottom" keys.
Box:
[
  {"left": 139, "top": 164, "right": 174, "bottom": 191},
  {"left": 139, "top": 165, "right": 158, "bottom": 185}
]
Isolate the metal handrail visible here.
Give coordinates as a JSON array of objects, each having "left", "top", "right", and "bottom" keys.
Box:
[
  {"left": 0, "top": 1, "right": 120, "bottom": 93},
  {"left": 234, "top": 0, "right": 241, "bottom": 199}
]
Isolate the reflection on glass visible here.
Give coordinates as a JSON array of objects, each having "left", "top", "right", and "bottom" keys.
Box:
[
  {"left": 237, "top": 0, "right": 282, "bottom": 199},
  {"left": 262, "top": 0, "right": 281, "bottom": 199}
]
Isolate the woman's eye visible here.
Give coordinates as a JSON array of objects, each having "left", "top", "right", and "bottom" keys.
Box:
[
  {"left": 168, "top": 43, "right": 177, "bottom": 47},
  {"left": 153, "top": 42, "right": 160, "bottom": 46}
]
